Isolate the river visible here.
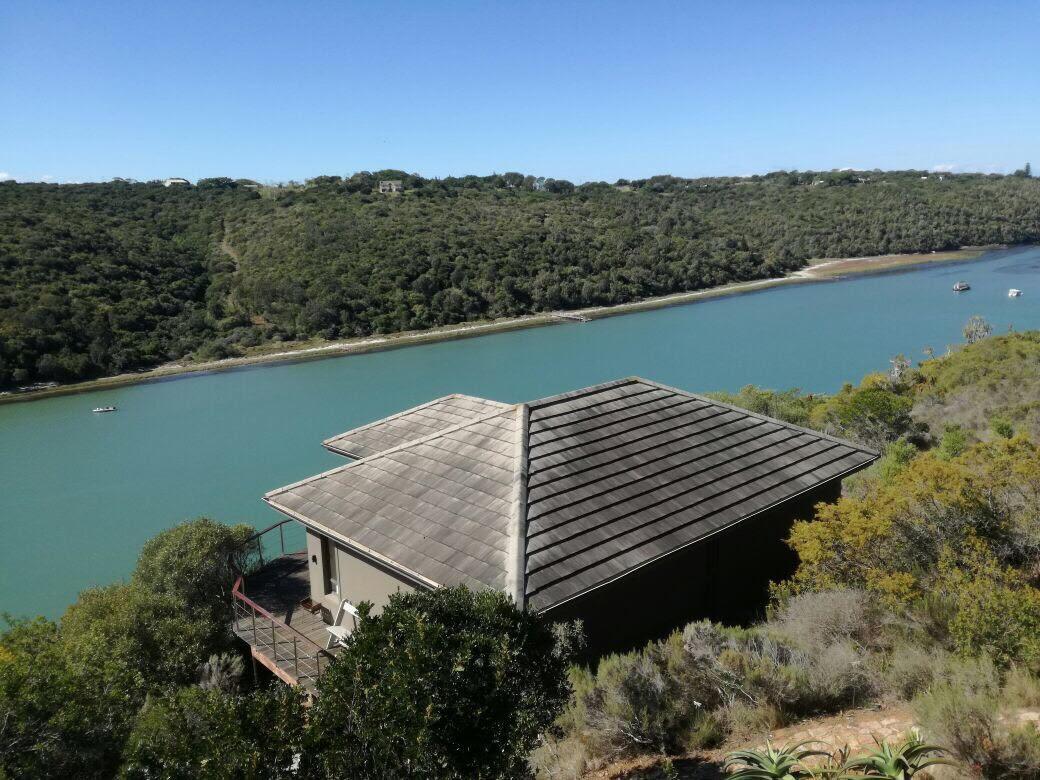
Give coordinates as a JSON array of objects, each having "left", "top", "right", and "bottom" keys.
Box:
[{"left": 2, "top": 246, "right": 1039, "bottom": 619}]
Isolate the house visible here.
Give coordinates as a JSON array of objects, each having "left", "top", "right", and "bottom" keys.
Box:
[
  {"left": 378, "top": 179, "right": 403, "bottom": 193},
  {"left": 163, "top": 177, "right": 191, "bottom": 187},
  {"left": 232, "top": 378, "right": 877, "bottom": 690}
]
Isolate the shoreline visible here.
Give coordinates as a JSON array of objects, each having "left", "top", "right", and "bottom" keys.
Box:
[{"left": 0, "top": 245, "right": 998, "bottom": 405}]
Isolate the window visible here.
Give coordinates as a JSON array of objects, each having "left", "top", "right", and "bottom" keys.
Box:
[{"left": 321, "top": 536, "right": 338, "bottom": 595}]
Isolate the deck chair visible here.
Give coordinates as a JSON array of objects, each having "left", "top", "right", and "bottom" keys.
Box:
[{"left": 325, "top": 599, "right": 360, "bottom": 649}]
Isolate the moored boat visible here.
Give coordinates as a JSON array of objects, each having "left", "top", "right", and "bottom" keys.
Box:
[
  {"left": 92, "top": 406, "right": 117, "bottom": 413},
  {"left": 952, "top": 281, "right": 970, "bottom": 292},
  {"left": 1009, "top": 288, "right": 1023, "bottom": 297}
]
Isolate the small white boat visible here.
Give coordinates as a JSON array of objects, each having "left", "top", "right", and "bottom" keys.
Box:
[
  {"left": 1009, "top": 288, "right": 1023, "bottom": 297},
  {"left": 952, "top": 281, "right": 970, "bottom": 292},
  {"left": 92, "top": 406, "right": 117, "bottom": 413}
]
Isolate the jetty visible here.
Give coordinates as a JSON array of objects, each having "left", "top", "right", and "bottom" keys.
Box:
[{"left": 552, "top": 312, "right": 590, "bottom": 323}]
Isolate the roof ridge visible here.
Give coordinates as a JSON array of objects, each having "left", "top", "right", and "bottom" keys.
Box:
[
  {"left": 632, "top": 377, "right": 881, "bottom": 457},
  {"left": 265, "top": 404, "right": 519, "bottom": 500},
  {"left": 526, "top": 377, "right": 638, "bottom": 410},
  {"left": 323, "top": 393, "right": 509, "bottom": 455},
  {"left": 505, "top": 403, "right": 529, "bottom": 607}
]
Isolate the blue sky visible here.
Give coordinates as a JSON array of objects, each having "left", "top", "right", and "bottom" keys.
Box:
[{"left": 1, "top": 1, "right": 1037, "bottom": 183}]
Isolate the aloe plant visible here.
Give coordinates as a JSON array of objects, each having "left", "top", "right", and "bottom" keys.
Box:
[
  {"left": 724, "top": 740, "right": 831, "bottom": 780},
  {"left": 842, "top": 732, "right": 953, "bottom": 779}
]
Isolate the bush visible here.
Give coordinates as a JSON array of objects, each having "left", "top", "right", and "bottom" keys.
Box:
[
  {"left": 785, "top": 437, "right": 1040, "bottom": 609},
  {"left": 883, "top": 644, "right": 951, "bottom": 700},
  {"left": 304, "top": 586, "right": 570, "bottom": 779},
  {"left": 61, "top": 583, "right": 218, "bottom": 690},
  {"left": 936, "top": 424, "right": 969, "bottom": 459},
  {"left": 936, "top": 542, "right": 1040, "bottom": 668},
  {"left": 0, "top": 618, "right": 131, "bottom": 779},
  {"left": 132, "top": 517, "right": 255, "bottom": 626},
  {"left": 812, "top": 377, "right": 915, "bottom": 449},
  {"left": 563, "top": 635, "right": 716, "bottom": 758},
  {"left": 876, "top": 439, "right": 919, "bottom": 482},
  {"left": 121, "top": 686, "right": 304, "bottom": 779},
  {"left": 914, "top": 659, "right": 1040, "bottom": 779},
  {"left": 769, "top": 589, "right": 877, "bottom": 649},
  {"left": 991, "top": 416, "right": 1015, "bottom": 439}
]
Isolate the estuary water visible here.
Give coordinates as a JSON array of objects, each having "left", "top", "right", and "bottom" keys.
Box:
[{"left": 3, "top": 246, "right": 1040, "bottom": 618}]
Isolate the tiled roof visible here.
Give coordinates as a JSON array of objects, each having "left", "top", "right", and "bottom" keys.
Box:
[
  {"left": 268, "top": 406, "right": 520, "bottom": 592},
  {"left": 521, "top": 379, "right": 876, "bottom": 610},
  {"left": 323, "top": 394, "right": 511, "bottom": 459},
  {"left": 265, "top": 378, "right": 878, "bottom": 612}
]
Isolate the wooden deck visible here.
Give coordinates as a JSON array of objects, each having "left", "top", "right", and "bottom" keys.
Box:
[{"left": 232, "top": 552, "right": 338, "bottom": 691}]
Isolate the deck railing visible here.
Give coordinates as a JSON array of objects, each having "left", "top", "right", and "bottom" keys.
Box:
[
  {"left": 235, "top": 517, "right": 298, "bottom": 571},
  {"left": 232, "top": 574, "right": 333, "bottom": 686},
  {"left": 230, "top": 519, "right": 334, "bottom": 688}
]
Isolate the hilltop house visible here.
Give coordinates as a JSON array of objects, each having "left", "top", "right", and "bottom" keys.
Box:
[
  {"left": 378, "top": 179, "right": 403, "bottom": 193},
  {"left": 232, "top": 378, "right": 876, "bottom": 690},
  {"left": 163, "top": 177, "right": 191, "bottom": 187}
]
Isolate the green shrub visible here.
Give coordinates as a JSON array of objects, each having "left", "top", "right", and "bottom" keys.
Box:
[
  {"left": 61, "top": 583, "right": 217, "bottom": 690},
  {"left": 121, "top": 686, "right": 304, "bottom": 779},
  {"left": 937, "top": 424, "right": 970, "bottom": 459},
  {"left": 717, "top": 701, "right": 783, "bottom": 745},
  {"left": 914, "top": 661, "right": 1040, "bottom": 779},
  {"left": 132, "top": 517, "right": 255, "bottom": 626},
  {"left": 305, "top": 585, "right": 569, "bottom": 779},
  {"left": 876, "top": 439, "right": 919, "bottom": 482},
  {"left": 883, "top": 644, "right": 950, "bottom": 700},
  {"left": 769, "top": 588, "right": 878, "bottom": 649},
  {"left": 812, "top": 378, "right": 915, "bottom": 449},
  {"left": 0, "top": 618, "right": 131, "bottom": 779},
  {"left": 991, "top": 416, "right": 1015, "bottom": 439},
  {"left": 936, "top": 544, "right": 1040, "bottom": 668}
]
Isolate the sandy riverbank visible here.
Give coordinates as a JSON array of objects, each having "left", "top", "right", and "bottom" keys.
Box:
[{"left": 0, "top": 245, "right": 997, "bottom": 405}]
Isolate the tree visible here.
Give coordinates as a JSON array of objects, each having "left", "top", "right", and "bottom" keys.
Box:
[
  {"left": 1, "top": 517, "right": 264, "bottom": 779},
  {"left": 963, "top": 315, "right": 992, "bottom": 345},
  {"left": 0, "top": 618, "right": 132, "bottom": 779},
  {"left": 132, "top": 517, "right": 255, "bottom": 631},
  {"left": 304, "top": 586, "right": 571, "bottom": 779},
  {"left": 121, "top": 686, "right": 305, "bottom": 780}
]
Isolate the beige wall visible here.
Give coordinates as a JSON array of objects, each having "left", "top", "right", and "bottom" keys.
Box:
[{"left": 305, "top": 528, "right": 417, "bottom": 616}]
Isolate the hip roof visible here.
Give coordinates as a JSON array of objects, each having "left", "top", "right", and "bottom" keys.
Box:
[{"left": 264, "top": 378, "right": 877, "bottom": 612}]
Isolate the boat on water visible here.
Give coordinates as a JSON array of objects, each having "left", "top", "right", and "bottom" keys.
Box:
[
  {"left": 92, "top": 406, "right": 117, "bottom": 413},
  {"left": 952, "top": 281, "right": 970, "bottom": 292},
  {"left": 1009, "top": 288, "right": 1023, "bottom": 297}
]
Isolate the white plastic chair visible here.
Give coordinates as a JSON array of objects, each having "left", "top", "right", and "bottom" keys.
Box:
[{"left": 325, "top": 599, "right": 360, "bottom": 649}]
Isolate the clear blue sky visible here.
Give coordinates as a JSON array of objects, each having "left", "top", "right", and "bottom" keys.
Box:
[{"left": 2, "top": 1, "right": 1037, "bottom": 184}]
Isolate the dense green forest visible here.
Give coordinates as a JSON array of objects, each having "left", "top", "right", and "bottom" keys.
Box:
[{"left": 2, "top": 169, "right": 1039, "bottom": 388}]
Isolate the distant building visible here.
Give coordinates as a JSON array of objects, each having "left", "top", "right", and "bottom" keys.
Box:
[
  {"left": 235, "top": 179, "right": 262, "bottom": 189},
  {"left": 163, "top": 178, "right": 191, "bottom": 187},
  {"left": 378, "top": 180, "right": 403, "bottom": 194}
]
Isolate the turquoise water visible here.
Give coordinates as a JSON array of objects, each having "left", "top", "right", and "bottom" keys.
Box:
[{"left": 3, "top": 246, "right": 1040, "bottom": 619}]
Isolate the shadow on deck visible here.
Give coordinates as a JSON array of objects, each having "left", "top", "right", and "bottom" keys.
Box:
[{"left": 232, "top": 552, "right": 338, "bottom": 692}]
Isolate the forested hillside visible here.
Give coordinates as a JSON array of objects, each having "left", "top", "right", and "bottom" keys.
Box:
[{"left": 2, "top": 169, "right": 1039, "bottom": 388}]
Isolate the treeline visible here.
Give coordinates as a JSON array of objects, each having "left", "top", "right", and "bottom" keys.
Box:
[{"left": 3, "top": 169, "right": 1040, "bottom": 388}]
